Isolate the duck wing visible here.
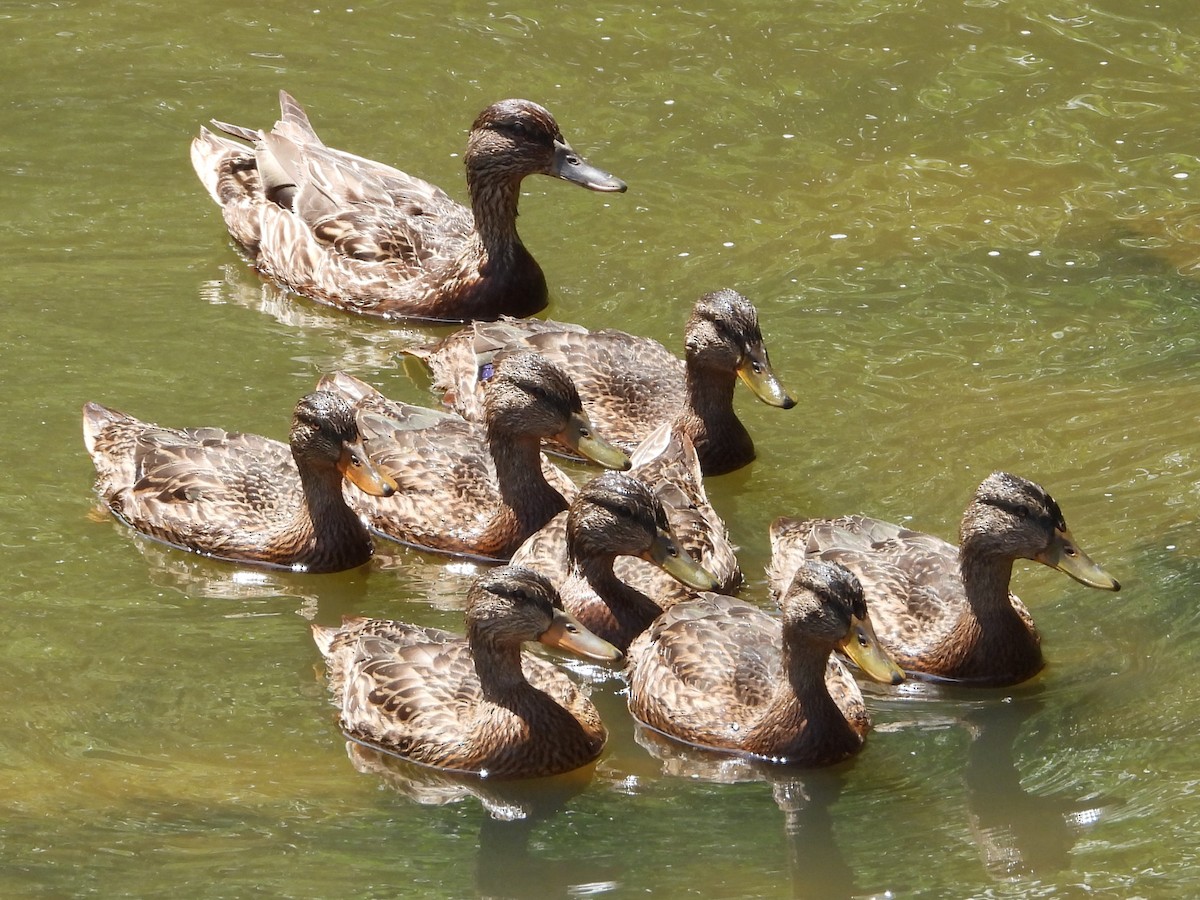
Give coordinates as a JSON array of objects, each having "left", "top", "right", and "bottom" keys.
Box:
[
  {"left": 627, "top": 593, "right": 780, "bottom": 744},
  {"left": 409, "top": 318, "right": 686, "bottom": 449},
  {"left": 318, "top": 372, "right": 575, "bottom": 560}
]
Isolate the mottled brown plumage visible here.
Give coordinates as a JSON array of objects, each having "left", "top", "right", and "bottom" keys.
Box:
[
  {"left": 768, "top": 472, "right": 1121, "bottom": 687},
  {"left": 311, "top": 566, "right": 620, "bottom": 779},
  {"left": 191, "top": 92, "right": 626, "bottom": 322},
  {"left": 82, "top": 392, "right": 397, "bottom": 573},
  {"left": 510, "top": 471, "right": 718, "bottom": 652},
  {"left": 626, "top": 561, "right": 899, "bottom": 767},
  {"left": 317, "top": 353, "right": 629, "bottom": 561},
  {"left": 406, "top": 288, "right": 796, "bottom": 474}
]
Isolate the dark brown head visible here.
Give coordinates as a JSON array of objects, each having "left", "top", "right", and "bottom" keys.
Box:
[
  {"left": 566, "top": 472, "right": 717, "bottom": 589},
  {"left": 684, "top": 289, "right": 795, "bottom": 408},
  {"left": 782, "top": 560, "right": 903, "bottom": 684},
  {"left": 962, "top": 472, "right": 1120, "bottom": 591},
  {"left": 482, "top": 352, "right": 629, "bottom": 469},
  {"left": 290, "top": 392, "right": 396, "bottom": 496},
  {"left": 466, "top": 99, "right": 626, "bottom": 192},
  {"left": 466, "top": 565, "right": 620, "bottom": 661}
]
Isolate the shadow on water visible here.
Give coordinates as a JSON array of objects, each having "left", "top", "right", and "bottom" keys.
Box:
[{"left": 342, "top": 741, "right": 619, "bottom": 899}]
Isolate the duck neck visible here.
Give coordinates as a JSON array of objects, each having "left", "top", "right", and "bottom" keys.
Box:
[
  {"left": 486, "top": 430, "right": 568, "bottom": 555},
  {"left": 466, "top": 171, "right": 525, "bottom": 258},
  {"left": 746, "top": 637, "right": 859, "bottom": 763},
  {"left": 470, "top": 632, "right": 532, "bottom": 703},
  {"left": 565, "top": 548, "right": 663, "bottom": 651},
  {"left": 678, "top": 364, "right": 753, "bottom": 475},
  {"left": 946, "top": 544, "right": 1042, "bottom": 683},
  {"left": 288, "top": 461, "right": 373, "bottom": 573}
]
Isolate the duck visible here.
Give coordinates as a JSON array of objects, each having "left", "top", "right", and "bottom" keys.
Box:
[
  {"left": 311, "top": 565, "right": 621, "bottom": 779},
  {"left": 81, "top": 392, "right": 398, "bottom": 573},
  {"left": 317, "top": 352, "right": 630, "bottom": 561},
  {"left": 406, "top": 288, "right": 796, "bottom": 475},
  {"left": 768, "top": 472, "right": 1122, "bottom": 687},
  {"left": 510, "top": 471, "right": 719, "bottom": 652},
  {"left": 626, "top": 560, "right": 904, "bottom": 767},
  {"left": 190, "top": 91, "right": 626, "bottom": 323},
  {"left": 510, "top": 423, "right": 740, "bottom": 614}
]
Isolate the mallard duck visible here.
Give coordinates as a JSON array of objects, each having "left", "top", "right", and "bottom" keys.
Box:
[
  {"left": 311, "top": 565, "right": 621, "bottom": 779},
  {"left": 510, "top": 423, "right": 740, "bottom": 613},
  {"left": 317, "top": 352, "right": 629, "bottom": 561},
  {"left": 191, "top": 91, "right": 626, "bottom": 322},
  {"left": 768, "top": 472, "right": 1122, "bottom": 687},
  {"left": 82, "top": 392, "right": 397, "bottom": 573},
  {"left": 510, "top": 471, "right": 719, "bottom": 652},
  {"left": 626, "top": 560, "right": 904, "bottom": 767},
  {"left": 407, "top": 288, "right": 796, "bottom": 474}
]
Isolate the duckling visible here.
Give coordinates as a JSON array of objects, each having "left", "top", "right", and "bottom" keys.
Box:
[
  {"left": 510, "top": 471, "right": 719, "bottom": 652},
  {"left": 311, "top": 565, "right": 621, "bottom": 779},
  {"left": 191, "top": 91, "right": 626, "bottom": 322},
  {"left": 318, "top": 352, "right": 629, "bottom": 561},
  {"left": 407, "top": 288, "right": 796, "bottom": 474},
  {"left": 626, "top": 560, "right": 903, "bottom": 767},
  {"left": 769, "top": 472, "right": 1121, "bottom": 686},
  {"left": 82, "top": 392, "right": 397, "bottom": 573}
]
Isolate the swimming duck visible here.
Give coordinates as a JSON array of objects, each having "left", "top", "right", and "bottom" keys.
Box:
[
  {"left": 407, "top": 288, "right": 796, "bottom": 475},
  {"left": 768, "top": 472, "right": 1122, "bottom": 687},
  {"left": 82, "top": 392, "right": 397, "bottom": 573},
  {"left": 626, "top": 560, "right": 903, "bottom": 767},
  {"left": 317, "top": 352, "right": 629, "bottom": 561},
  {"left": 311, "top": 565, "right": 621, "bottom": 778},
  {"left": 510, "top": 424, "right": 740, "bottom": 613},
  {"left": 510, "top": 471, "right": 719, "bottom": 652},
  {"left": 191, "top": 91, "right": 626, "bottom": 322}
]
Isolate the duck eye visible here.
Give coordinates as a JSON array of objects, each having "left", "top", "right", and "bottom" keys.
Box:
[{"left": 1016, "top": 505, "right": 1030, "bottom": 519}]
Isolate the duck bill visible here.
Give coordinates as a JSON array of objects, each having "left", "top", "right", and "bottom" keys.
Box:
[
  {"left": 337, "top": 438, "right": 398, "bottom": 497},
  {"left": 1034, "top": 528, "right": 1121, "bottom": 591},
  {"left": 558, "top": 412, "right": 631, "bottom": 470},
  {"left": 551, "top": 139, "right": 628, "bottom": 193},
  {"left": 540, "top": 608, "right": 622, "bottom": 662},
  {"left": 736, "top": 350, "right": 796, "bottom": 409},
  {"left": 838, "top": 613, "right": 905, "bottom": 685},
  {"left": 641, "top": 531, "right": 719, "bottom": 591}
]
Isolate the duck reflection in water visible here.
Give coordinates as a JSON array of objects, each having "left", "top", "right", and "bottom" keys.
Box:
[
  {"left": 632, "top": 727, "right": 855, "bottom": 900},
  {"left": 960, "top": 691, "right": 1113, "bottom": 882},
  {"left": 344, "top": 742, "right": 621, "bottom": 898}
]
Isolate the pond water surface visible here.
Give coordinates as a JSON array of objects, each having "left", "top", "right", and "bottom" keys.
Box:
[{"left": 4, "top": 0, "right": 1200, "bottom": 896}]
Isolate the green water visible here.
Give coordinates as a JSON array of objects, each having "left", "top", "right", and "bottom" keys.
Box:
[{"left": 4, "top": 0, "right": 1199, "bottom": 895}]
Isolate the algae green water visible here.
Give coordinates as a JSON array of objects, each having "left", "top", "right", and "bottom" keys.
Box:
[{"left": 3, "top": 0, "right": 1199, "bottom": 895}]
